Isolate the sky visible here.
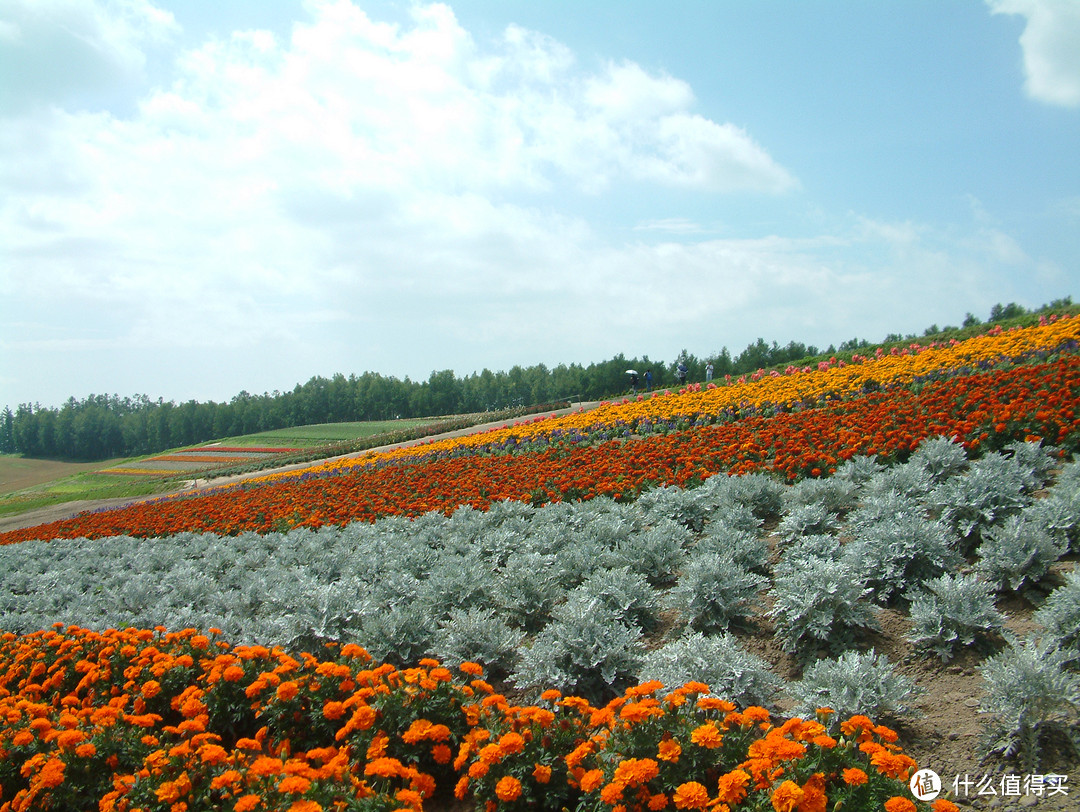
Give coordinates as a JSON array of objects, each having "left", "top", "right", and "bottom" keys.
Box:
[{"left": 1, "top": 0, "right": 1079, "bottom": 410}]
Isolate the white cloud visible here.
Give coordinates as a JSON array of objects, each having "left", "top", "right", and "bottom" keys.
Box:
[
  {"left": 988, "top": 0, "right": 1080, "bottom": 107},
  {"left": 0, "top": 0, "right": 178, "bottom": 111}
]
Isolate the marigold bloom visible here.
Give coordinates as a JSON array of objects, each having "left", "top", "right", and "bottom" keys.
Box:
[
  {"left": 499, "top": 731, "right": 525, "bottom": 754},
  {"left": 454, "top": 776, "right": 470, "bottom": 800},
  {"left": 770, "top": 780, "right": 804, "bottom": 812},
  {"left": 278, "top": 775, "right": 312, "bottom": 794},
  {"left": 580, "top": 769, "right": 605, "bottom": 793},
  {"left": 365, "top": 757, "right": 406, "bottom": 779},
  {"left": 932, "top": 800, "right": 960, "bottom": 812},
  {"left": 884, "top": 799, "right": 917, "bottom": 812},
  {"left": 223, "top": 665, "right": 245, "bottom": 682},
  {"left": 614, "top": 757, "right": 660, "bottom": 786},
  {"left": 715, "top": 770, "right": 750, "bottom": 805},
  {"left": 533, "top": 763, "right": 552, "bottom": 784},
  {"left": 287, "top": 802, "right": 322, "bottom": 812},
  {"left": 276, "top": 681, "right": 300, "bottom": 701},
  {"left": 648, "top": 793, "right": 669, "bottom": 810},
  {"left": 496, "top": 775, "right": 523, "bottom": 802},
  {"left": 432, "top": 743, "right": 452, "bottom": 764},
  {"left": 690, "top": 723, "right": 723, "bottom": 749},
  {"left": 842, "top": 767, "right": 868, "bottom": 786},
  {"left": 235, "top": 798, "right": 263, "bottom": 812},
  {"left": 657, "top": 739, "right": 681, "bottom": 763},
  {"left": 601, "top": 781, "right": 626, "bottom": 804},
  {"left": 672, "top": 781, "right": 710, "bottom": 811},
  {"left": 75, "top": 742, "right": 97, "bottom": 758}
]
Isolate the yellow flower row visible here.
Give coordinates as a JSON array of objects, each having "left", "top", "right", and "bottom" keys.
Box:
[{"left": 245, "top": 316, "right": 1079, "bottom": 486}]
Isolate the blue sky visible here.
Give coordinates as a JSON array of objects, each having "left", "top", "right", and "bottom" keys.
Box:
[{"left": 1, "top": 0, "right": 1078, "bottom": 409}]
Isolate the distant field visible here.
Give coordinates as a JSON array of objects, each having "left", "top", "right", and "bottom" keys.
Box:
[
  {"left": 0, "top": 417, "right": 451, "bottom": 516},
  {"left": 220, "top": 418, "right": 441, "bottom": 447},
  {"left": 0, "top": 455, "right": 123, "bottom": 495}
]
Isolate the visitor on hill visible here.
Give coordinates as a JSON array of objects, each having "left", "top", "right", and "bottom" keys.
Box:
[
  {"left": 629, "top": 372, "right": 639, "bottom": 394},
  {"left": 644, "top": 370, "right": 653, "bottom": 391},
  {"left": 677, "top": 360, "right": 688, "bottom": 387},
  {"left": 706, "top": 361, "right": 714, "bottom": 382}
]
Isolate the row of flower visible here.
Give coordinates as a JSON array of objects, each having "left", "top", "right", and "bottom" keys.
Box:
[
  {"left": 4, "top": 350, "right": 1079, "bottom": 543},
  {"left": 248, "top": 316, "right": 1080, "bottom": 481},
  {"left": 0, "top": 625, "right": 949, "bottom": 812}
]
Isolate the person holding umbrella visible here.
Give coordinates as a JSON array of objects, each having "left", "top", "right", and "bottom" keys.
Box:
[{"left": 627, "top": 369, "right": 639, "bottom": 394}]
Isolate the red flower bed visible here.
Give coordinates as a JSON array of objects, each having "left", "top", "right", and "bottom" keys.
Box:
[{"left": 4, "top": 356, "right": 1079, "bottom": 544}]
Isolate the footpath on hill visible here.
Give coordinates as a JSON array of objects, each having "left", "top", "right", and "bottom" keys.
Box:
[{"left": 0, "top": 400, "right": 604, "bottom": 535}]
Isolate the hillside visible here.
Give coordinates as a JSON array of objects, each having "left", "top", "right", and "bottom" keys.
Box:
[{"left": 1, "top": 314, "right": 1079, "bottom": 811}]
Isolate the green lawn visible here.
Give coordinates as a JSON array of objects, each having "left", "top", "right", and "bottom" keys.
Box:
[{"left": 219, "top": 418, "right": 442, "bottom": 447}]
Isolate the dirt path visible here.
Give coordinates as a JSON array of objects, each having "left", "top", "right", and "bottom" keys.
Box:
[{"left": 0, "top": 402, "right": 603, "bottom": 534}]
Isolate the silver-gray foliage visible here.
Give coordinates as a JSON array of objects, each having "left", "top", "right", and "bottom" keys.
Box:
[
  {"left": 975, "top": 515, "right": 1066, "bottom": 593},
  {"left": 1033, "top": 570, "right": 1080, "bottom": 655},
  {"left": 907, "top": 573, "right": 1005, "bottom": 661},
  {"left": 511, "top": 594, "right": 643, "bottom": 698},
  {"left": 638, "top": 632, "right": 779, "bottom": 709},
  {"left": 979, "top": 636, "right": 1080, "bottom": 772},
  {"left": 665, "top": 551, "right": 767, "bottom": 632},
  {"left": 787, "top": 649, "right": 920, "bottom": 720},
  {"left": 847, "top": 513, "right": 963, "bottom": 605},
  {"left": 768, "top": 555, "right": 879, "bottom": 654}
]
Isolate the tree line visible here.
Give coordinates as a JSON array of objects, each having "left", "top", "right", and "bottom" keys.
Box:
[{"left": 0, "top": 300, "right": 1063, "bottom": 461}]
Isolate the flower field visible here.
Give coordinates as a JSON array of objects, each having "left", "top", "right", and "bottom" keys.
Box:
[
  {"left": 0, "top": 626, "right": 947, "bottom": 812},
  {"left": 103, "top": 447, "right": 302, "bottom": 479},
  {"left": 2, "top": 316, "right": 1080, "bottom": 811},
  {"left": 3, "top": 317, "right": 1079, "bottom": 544}
]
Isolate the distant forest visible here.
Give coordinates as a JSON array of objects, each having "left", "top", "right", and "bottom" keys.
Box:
[{"left": 0, "top": 301, "right": 1064, "bottom": 461}]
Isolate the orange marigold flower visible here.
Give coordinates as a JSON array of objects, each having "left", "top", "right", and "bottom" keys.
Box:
[
  {"left": 12, "top": 730, "right": 34, "bottom": 746},
  {"left": 223, "top": 665, "right": 245, "bottom": 682},
  {"left": 142, "top": 680, "right": 162, "bottom": 699},
  {"left": 499, "top": 732, "right": 525, "bottom": 754},
  {"left": 715, "top": 770, "right": 750, "bottom": 805},
  {"left": 883, "top": 799, "right": 917, "bottom": 812},
  {"left": 540, "top": 689, "right": 561, "bottom": 702},
  {"left": 799, "top": 773, "right": 827, "bottom": 812},
  {"left": 874, "top": 725, "right": 899, "bottom": 742},
  {"left": 672, "top": 781, "right": 710, "bottom": 811},
  {"left": 657, "top": 739, "right": 681, "bottom": 763},
  {"left": 770, "top": 780, "right": 803, "bottom": 812},
  {"left": 533, "top": 764, "right": 552, "bottom": 784},
  {"left": 600, "top": 781, "right": 626, "bottom": 805},
  {"left": 841, "top": 768, "right": 868, "bottom": 786},
  {"left": 648, "top": 793, "right": 669, "bottom": 810},
  {"left": 613, "top": 757, "right": 660, "bottom": 786},
  {"left": 249, "top": 756, "right": 285, "bottom": 777},
  {"left": 278, "top": 775, "right": 312, "bottom": 794},
  {"left": 287, "top": 802, "right": 321, "bottom": 812},
  {"left": 75, "top": 743, "right": 97, "bottom": 758},
  {"left": 454, "top": 776, "right": 470, "bottom": 800},
  {"left": 743, "top": 706, "right": 771, "bottom": 723},
  {"left": 276, "top": 681, "right": 300, "bottom": 702},
  {"left": 580, "top": 769, "right": 605, "bottom": 793},
  {"left": 839, "top": 715, "right": 874, "bottom": 737},
  {"left": 811, "top": 735, "right": 836, "bottom": 749},
  {"left": 690, "top": 723, "right": 723, "bottom": 749},
  {"left": 932, "top": 800, "right": 960, "bottom": 812},
  {"left": 468, "top": 761, "right": 490, "bottom": 780},
  {"left": 871, "top": 751, "right": 917, "bottom": 780},
  {"left": 459, "top": 661, "right": 484, "bottom": 676},
  {"left": 496, "top": 776, "right": 523, "bottom": 802},
  {"left": 322, "top": 701, "right": 345, "bottom": 721},
  {"left": 365, "top": 757, "right": 405, "bottom": 779},
  {"left": 432, "top": 744, "right": 452, "bottom": 764},
  {"left": 38, "top": 757, "right": 66, "bottom": 789},
  {"left": 211, "top": 770, "right": 244, "bottom": 790}
]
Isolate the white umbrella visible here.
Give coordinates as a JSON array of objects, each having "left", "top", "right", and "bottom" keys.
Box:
[{"left": 626, "top": 369, "right": 638, "bottom": 375}]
